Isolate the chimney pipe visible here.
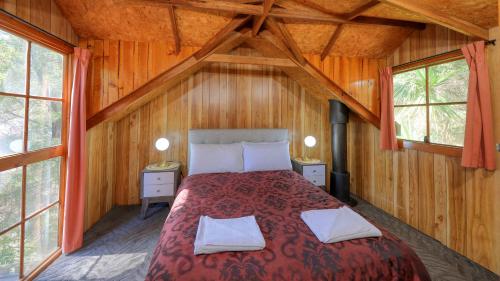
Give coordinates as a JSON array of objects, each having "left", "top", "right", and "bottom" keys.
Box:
[{"left": 329, "top": 100, "right": 356, "bottom": 206}]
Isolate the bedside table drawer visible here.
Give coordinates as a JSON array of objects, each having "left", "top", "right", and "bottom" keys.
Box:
[
  {"left": 143, "top": 183, "right": 174, "bottom": 198},
  {"left": 144, "top": 172, "right": 174, "bottom": 185},
  {"left": 303, "top": 165, "right": 325, "bottom": 176},
  {"left": 305, "top": 175, "right": 325, "bottom": 186}
]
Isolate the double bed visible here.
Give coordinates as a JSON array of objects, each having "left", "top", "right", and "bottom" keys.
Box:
[{"left": 146, "top": 129, "right": 430, "bottom": 281}]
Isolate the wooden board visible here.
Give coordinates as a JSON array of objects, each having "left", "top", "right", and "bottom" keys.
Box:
[
  {"left": 53, "top": 0, "right": 231, "bottom": 44},
  {"left": 0, "top": 0, "right": 79, "bottom": 44},
  {"left": 113, "top": 47, "right": 332, "bottom": 206}
]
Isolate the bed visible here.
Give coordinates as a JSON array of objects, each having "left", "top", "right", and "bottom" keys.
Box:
[{"left": 146, "top": 129, "right": 430, "bottom": 281}]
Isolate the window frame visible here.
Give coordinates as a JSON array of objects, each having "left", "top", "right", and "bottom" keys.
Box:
[
  {"left": 392, "top": 50, "right": 466, "bottom": 157},
  {"left": 0, "top": 11, "right": 73, "bottom": 280}
]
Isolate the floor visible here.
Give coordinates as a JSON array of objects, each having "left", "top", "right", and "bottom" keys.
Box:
[{"left": 37, "top": 198, "right": 499, "bottom": 281}]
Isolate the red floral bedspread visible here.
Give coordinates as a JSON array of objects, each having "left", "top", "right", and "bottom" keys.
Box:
[{"left": 146, "top": 170, "right": 430, "bottom": 281}]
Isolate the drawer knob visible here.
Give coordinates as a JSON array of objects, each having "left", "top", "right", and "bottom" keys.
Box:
[
  {"left": 157, "top": 177, "right": 161, "bottom": 180},
  {"left": 156, "top": 189, "right": 160, "bottom": 193},
  {"left": 313, "top": 170, "right": 316, "bottom": 173}
]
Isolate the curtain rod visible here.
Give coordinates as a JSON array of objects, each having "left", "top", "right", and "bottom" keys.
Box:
[
  {"left": 392, "top": 39, "right": 496, "bottom": 69},
  {"left": 0, "top": 9, "right": 77, "bottom": 48}
]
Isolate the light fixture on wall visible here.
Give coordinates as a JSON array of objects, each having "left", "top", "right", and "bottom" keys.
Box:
[
  {"left": 296, "top": 135, "right": 320, "bottom": 164},
  {"left": 147, "top": 137, "right": 179, "bottom": 170}
]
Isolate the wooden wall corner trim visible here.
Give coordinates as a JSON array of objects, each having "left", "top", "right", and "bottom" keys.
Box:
[{"left": 0, "top": 9, "right": 74, "bottom": 54}]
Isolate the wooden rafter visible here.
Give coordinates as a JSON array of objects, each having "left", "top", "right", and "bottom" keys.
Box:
[
  {"left": 320, "top": 25, "right": 344, "bottom": 61},
  {"left": 167, "top": 4, "right": 181, "bottom": 54},
  {"left": 206, "top": 54, "right": 296, "bottom": 67},
  {"left": 252, "top": 30, "right": 380, "bottom": 127},
  {"left": 86, "top": 29, "right": 252, "bottom": 129},
  {"left": 195, "top": 15, "right": 251, "bottom": 59},
  {"left": 252, "top": 0, "right": 275, "bottom": 36},
  {"left": 288, "top": 0, "right": 344, "bottom": 17},
  {"left": 346, "top": 0, "right": 380, "bottom": 20},
  {"left": 380, "top": 0, "right": 489, "bottom": 39},
  {"left": 352, "top": 16, "right": 424, "bottom": 29},
  {"left": 122, "top": 0, "right": 425, "bottom": 28},
  {"left": 265, "top": 17, "right": 305, "bottom": 65}
]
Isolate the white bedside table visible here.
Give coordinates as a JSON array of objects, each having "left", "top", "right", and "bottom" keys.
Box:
[
  {"left": 140, "top": 163, "right": 181, "bottom": 219},
  {"left": 292, "top": 159, "right": 326, "bottom": 190}
]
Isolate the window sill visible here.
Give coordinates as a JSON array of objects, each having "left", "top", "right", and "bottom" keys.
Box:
[{"left": 397, "top": 140, "right": 462, "bottom": 158}]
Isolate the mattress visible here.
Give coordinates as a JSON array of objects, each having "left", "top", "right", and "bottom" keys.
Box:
[{"left": 146, "top": 170, "right": 430, "bottom": 281}]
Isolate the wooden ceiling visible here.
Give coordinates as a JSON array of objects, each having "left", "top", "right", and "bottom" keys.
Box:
[{"left": 55, "top": 0, "right": 497, "bottom": 58}]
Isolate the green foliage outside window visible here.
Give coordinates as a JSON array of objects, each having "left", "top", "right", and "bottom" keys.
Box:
[
  {"left": 393, "top": 59, "right": 469, "bottom": 147},
  {"left": 0, "top": 28, "right": 64, "bottom": 279}
]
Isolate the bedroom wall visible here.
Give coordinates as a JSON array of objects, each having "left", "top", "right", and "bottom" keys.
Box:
[
  {"left": 82, "top": 41, "right": 198, "bottom": 229},
  {"left": 82, "top": 39, "right": 385, "bottom": 229},
  {"left": 113, "top": 47, "right": 333, "bottom": 205},
  {"left": 347, "top": 24, "right": 500, "bottom": 274},
  {"left": 0, "top": 0, "right": 78, "bottom": 45}
]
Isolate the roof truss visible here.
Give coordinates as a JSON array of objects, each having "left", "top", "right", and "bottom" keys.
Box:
[
  {"left": 380, "top": 0, "right": 489, "bottom": 39},
  {"left": 87, "top": 20, "right": 380, "bottom": 130}
]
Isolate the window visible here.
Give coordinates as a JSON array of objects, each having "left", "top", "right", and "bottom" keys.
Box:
[
  {"left": 393, "top": 57, "right": 469, "bottom": 147},
  {"left": 0, "top": 28, "right": 68, "bottom": 280}
]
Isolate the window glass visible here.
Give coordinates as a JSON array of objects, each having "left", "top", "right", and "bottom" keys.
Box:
[
  {"left": 0, "top": 226, "right": 20, "bottom": 279},
  {"left": 0, "top": 168, "right": 22, "bottom": 231},
  {"left": 393, "top": 58, "right": 469, "bottom": 147},
  {"left": 393, "top": 68, "right": 426, "bottom": 105},
  {"left": 394, "top": 106, "right": 427, "bottom": 142},
  {"left": 23, "top": 205, "right": 59, "bottom": 275},
  {"left": 429, "top": 59, "right": 469, "bottom": 103},
  {"left": 430, "top": 105, "right": 466, "bottom": 146},
  {"left": 28, "top": 100, "right": 62, "bottom": 151},
  {"left": 0, "top": 96, "right": 25, "bottom": 157},
  {"left": 30, "top": 44, "right": 64, "bottom": 98},
  {"left": 0, "top": 29, "right": 28, "bottom": 94},
  {"left": 26, "top": 157, "right": 61, "bottom": 216}
]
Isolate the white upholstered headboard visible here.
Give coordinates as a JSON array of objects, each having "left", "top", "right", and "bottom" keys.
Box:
[{"left": 187, "top": 128, "right": 289, "bottom": 166}]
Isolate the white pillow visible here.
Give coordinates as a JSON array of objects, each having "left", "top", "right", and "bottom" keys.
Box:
[
  {"left": 242, "top": 141, "right": 292, "bottom": 172},
  {"left": 188, "top": 143, "right": 244, "bottom": 176}
]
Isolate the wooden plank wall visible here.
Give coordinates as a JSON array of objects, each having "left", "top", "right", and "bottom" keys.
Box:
[
  {"left": 113, "top": 47, "right": 333, "bottom": 205},
  {"left": 0, "top": 0, "right": 78, "bottom": 45},
  {"left": 82, "top": 38, "right": 384, "bottom": 229},
  {"left": 347, "top": 24, "right": 500, "bottom": 274},
  {"left": 305, "top": 54, "right": 384, "bottom": 118},
  {"left": 82, "top": 40, "right": 197, "bottom": 229}
]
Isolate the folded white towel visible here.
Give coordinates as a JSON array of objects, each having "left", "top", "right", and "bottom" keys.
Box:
[
  {"left": 301, "top": 207, "right": 382, "bottom": 243},
  {"left": 194, "top": 215, "right": 266, "bottom": 255}
]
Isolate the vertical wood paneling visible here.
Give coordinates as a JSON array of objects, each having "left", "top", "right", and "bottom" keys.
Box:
[
  {"left": 349, "top": 25, "right": 499, "bottom": 274},
  {"left": 0, "top": 0, "right": 78, "bottom": 44}
]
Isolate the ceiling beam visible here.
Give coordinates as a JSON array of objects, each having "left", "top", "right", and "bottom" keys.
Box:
[
  {"left": 124, "top": 0, "right": 424, "bottom": 28},
  {"left": 195, "top": 15, "right": 251, "bottom": 59},
  {"left": 206, "top": 53, "right": 297, "bottom": 66},
  {"left": 86, "top": 29, "right": 252, "bottom": 129},
  {"left": 351, "top": 16, "right": 425, "bottom": 29},
  {"left": 288, "top": 0, "right": 344, "bottom": 18},
  {"left": 346, "top": 0, "right": 380, "bottom": 20},
  {"left": 252, "top": 0, "right": 275, "bottom": 35},
  {"left": 255, "top": 30, "right": 380, "bottom": 127},
  {"left": 265, "top": 18, "right": 305, "bottom": 65},
  {"left": 320, "top": 25, "right": 344, "bottom": 61},
  {"left": 380, "top": 0, "right": 489, "bottom": 39},
  {"left": 167, "top": 4, "right": 181, "bottom": 54}
]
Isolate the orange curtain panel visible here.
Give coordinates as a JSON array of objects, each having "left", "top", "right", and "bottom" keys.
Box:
[
  {"left": 461, "top": 41, "right": 496, "bottom": 171},
  {"left": 379, "top": 67, "right": 399, "bottom": 150},
  {"left": 63, "top": 48, "right": 92, "bottom": 254}
]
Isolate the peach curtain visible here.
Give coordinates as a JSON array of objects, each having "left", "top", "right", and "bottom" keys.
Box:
[
  {"left": 63, "top": 48, "right": 92, "bottom": 254},
  {"left": 461, "top": 41, "right": 496, "bottom": 171},
  {"left": 379, "top": 67, "right": 398, "bottom": 150}
]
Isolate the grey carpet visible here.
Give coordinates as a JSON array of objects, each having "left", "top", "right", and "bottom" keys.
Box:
[{"left": 37, "top": 199, "right": 499, "bottom": 281}]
